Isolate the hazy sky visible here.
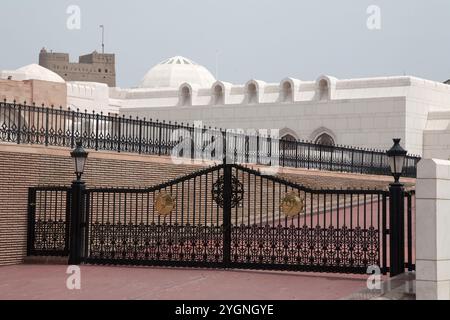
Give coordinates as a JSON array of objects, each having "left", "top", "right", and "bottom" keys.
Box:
[{"left": 0, "top": 0, "right": 449, "bottom": 87}]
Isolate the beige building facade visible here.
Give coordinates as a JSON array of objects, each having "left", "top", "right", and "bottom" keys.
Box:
[
  {"left": 0, "top": 64, "right": 67, "bottom": 107},
  {"left": 39, "top": 48, "right": 116, "bottom": 87}
]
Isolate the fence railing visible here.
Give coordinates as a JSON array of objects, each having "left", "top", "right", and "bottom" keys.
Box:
[
  {"left": 0, "top": 101, "right": 420, "bottom": 177},
  {"left": 26, "top": 165, "right": 416, "bottom": 275}
]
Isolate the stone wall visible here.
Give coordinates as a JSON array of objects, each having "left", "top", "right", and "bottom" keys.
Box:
[
  {"left": 0, "top": 144, "right": 204, "bottom": 266},
  {"left": 0, "top": 79, "right": 67, "bottom": 107},
  {"left": 39, "top": 50, "right": 116, "bottom": 87}
]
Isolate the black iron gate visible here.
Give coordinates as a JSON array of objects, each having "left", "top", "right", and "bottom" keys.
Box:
[
  {"left": 84, "top": 165, "right": 226, "bottom": 268},
  {"left": 27, "top": 186, "right": 71, "bottom": 256},
  {"left": 228, "top": 165, "right": 385, "bottom": 273},
  {"left": 27, "top": 164, "right": 415, "bottom": 275}
]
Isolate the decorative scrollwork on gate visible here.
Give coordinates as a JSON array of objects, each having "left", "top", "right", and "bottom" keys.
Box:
[{"left": 212, "top": 174, "right": 244, "bottom": 208}]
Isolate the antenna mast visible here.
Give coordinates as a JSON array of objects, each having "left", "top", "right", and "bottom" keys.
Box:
[
  {"left": 99, "top": 25, "right": 105, "bottom": 54},
  {"left": 215, "top": 50, "right": 220, "bottom": 79}
]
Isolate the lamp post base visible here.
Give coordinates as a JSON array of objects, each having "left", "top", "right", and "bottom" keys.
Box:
[
  {"left": 68, "top": 179, "right": 86, "bottom": 265},
  {"left": 389, "top": 182, "right": 405, "bottom": 277}
]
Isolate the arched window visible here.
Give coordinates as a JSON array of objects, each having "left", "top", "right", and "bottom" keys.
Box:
[
  {"left": 280, "top": 134, "right": 297, "bottom": 152},
  {"left": 318, "top": 79, "right": 329, "bottom": 101},
  {"left": 213, "top": 85, "right": 224, "bottom": 105},
  {"left": 315, "top": 133, "right": 335, "bottom": 146},
  {"left": 180, "top": 86, "right": 191, "bottom": 106},
  {"left": 281, "top": 81, "right": 293, "bottom": 102},
  {"left": 247, "top": 83, "right": 258, "bottom": 104},
  {"left": 281, "top": 134, "right": 297, "bottom": 142}
]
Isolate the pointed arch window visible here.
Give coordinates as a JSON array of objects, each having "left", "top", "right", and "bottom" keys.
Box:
[
  {"left": 315, "top": 133, "right": 335, "bottom": 146},
  {"left": 281, "top": 134, "right": 297, "bottom": 142},
  {"left": 280, "top": 133, "right": 297, "bottom": 152}
]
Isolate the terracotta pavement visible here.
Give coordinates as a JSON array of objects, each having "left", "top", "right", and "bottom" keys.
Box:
[{"left": 0, "top": 264, "right": 369, "bottom": 300}]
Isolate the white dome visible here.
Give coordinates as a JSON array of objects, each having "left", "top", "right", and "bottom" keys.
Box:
[
  {"left": 15, "top": 64, "right": 65, "bottom": 83},
  {"left": 139, "top": 56, "right": 216, "bottom": 89}
]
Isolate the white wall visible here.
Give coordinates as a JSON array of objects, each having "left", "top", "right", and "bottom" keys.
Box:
[
  {"left": 423, "top": 111, "right": 450, "bottom": 160},
  {"left": 119, "top": 97, "right": 408, "bottom": 152},
  {"left": 405, "top": 78, "right": 450, "bottom": 156},
  {"left": 114, "top": 76, "right": 450, "bottom": 155},
  {"left": 67, "top": 81, "right": 118, "bottom": 114},
  {"left": 416, "top": 159, "right": 450, "bottom": 300},
  {"left": 63, "top": 75, "right": 450, "bottom": 155}
]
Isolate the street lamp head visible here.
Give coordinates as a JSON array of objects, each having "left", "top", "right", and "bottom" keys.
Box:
[
  {"left": 70, "top": 138, "right": 89, "bottom": 181},
  {"left": 386, "top": 138, "right": 407, "bottom": 183}
]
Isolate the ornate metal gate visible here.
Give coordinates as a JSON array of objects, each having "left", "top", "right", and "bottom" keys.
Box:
[
  {"left": 83, "top": 165, "right": 226, "bottom": 268},
  {"left": 80, "top": 164, "right": 388, "bottom": 273},
  {"left": 27, "top": 163, "right": 415, "bottom": 275},
  {"left": 227, "top": 165, "right": 387, "bottom": 273},
  {"left": 27, "top": 186, "right": 71, "bottom": 256}
]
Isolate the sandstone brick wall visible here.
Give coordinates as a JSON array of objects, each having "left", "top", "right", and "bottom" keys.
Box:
[
  {"left": 0, "top": 144, "right": 204, "bottom": 266},
  {"left": 39, "top": 50, "right": 116, "bottom": 87}
]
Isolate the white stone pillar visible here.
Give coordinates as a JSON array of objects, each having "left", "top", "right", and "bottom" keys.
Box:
[{"left": 416, "top": 159, "right": 450, "bottom": 300}]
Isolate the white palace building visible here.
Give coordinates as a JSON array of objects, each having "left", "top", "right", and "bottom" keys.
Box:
[{"left": 2, "top": 55, "right": 450, "bottom": 157}]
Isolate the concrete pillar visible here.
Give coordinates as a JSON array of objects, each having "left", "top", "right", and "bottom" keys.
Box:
[{"left": 416, "top": 159, "right": 450, "bottom": 300}]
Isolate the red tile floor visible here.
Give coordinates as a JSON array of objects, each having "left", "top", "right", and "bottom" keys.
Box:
[{"left": 0, "top": 265, "right": 369, "bottom": 300}]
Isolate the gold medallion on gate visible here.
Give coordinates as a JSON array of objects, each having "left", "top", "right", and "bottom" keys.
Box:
[
  {"left": 281, "top": 191, "right": 304, "bottom": 218},
  {"left": 154, "top": 192, "right": 176, "bottom": 216}
]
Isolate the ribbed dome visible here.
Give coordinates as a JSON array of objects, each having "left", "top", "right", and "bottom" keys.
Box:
[
  {"left": 16, "top": 64, "right": 65, "bottom": 83},
  {"left": 139, "top": 56, "right": 216, "bottom": 89}
]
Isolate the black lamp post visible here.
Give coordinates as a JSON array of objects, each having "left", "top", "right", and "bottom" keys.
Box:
[
  {"left": 68, "top": 139, "right": 88, "bottom": 265},
  {"left": 386, "top": 138, "right": 406, "bottom": 277}
]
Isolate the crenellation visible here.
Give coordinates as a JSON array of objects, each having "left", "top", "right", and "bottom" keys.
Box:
[{"left": 39, "top": 48, "right": 116, "bottom": 87}]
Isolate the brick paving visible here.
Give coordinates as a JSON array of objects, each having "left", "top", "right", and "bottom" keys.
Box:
[
  {"left": 0, "top": 144, "right": 414, "bottom": 301},
  {"left": 0, "top": 264, "right": 369, "bottom": 300}
]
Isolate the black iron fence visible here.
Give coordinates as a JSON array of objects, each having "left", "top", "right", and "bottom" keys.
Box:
[
  {"left": 0, "top": 101, "right": 420, "bottom": 177},
  {"left": 405, "top": 190, "right": 415, "bottom": 272},
  {"left": 27, "top": 164, "right": 416, "bottom": 275}
]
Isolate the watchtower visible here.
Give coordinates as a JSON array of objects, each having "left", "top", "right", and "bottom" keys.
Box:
[{"left": 39, "top": 48, "right": 116, "bottom": 87}]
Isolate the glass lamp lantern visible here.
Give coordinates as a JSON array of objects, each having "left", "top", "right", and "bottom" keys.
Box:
[
  {"left": 386, "top": 138, "right": 407, "bottom": 183},
  {"left": 70, "top": 139, "right": 89, "bottom": 181}
]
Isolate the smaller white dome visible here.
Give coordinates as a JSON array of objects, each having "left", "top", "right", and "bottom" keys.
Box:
[
  {"left": 16, "top": 64, "right": 65, "bottom": 83},
  {"left": 139, "top": 56, "right": 216, "bottom": 89}
]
